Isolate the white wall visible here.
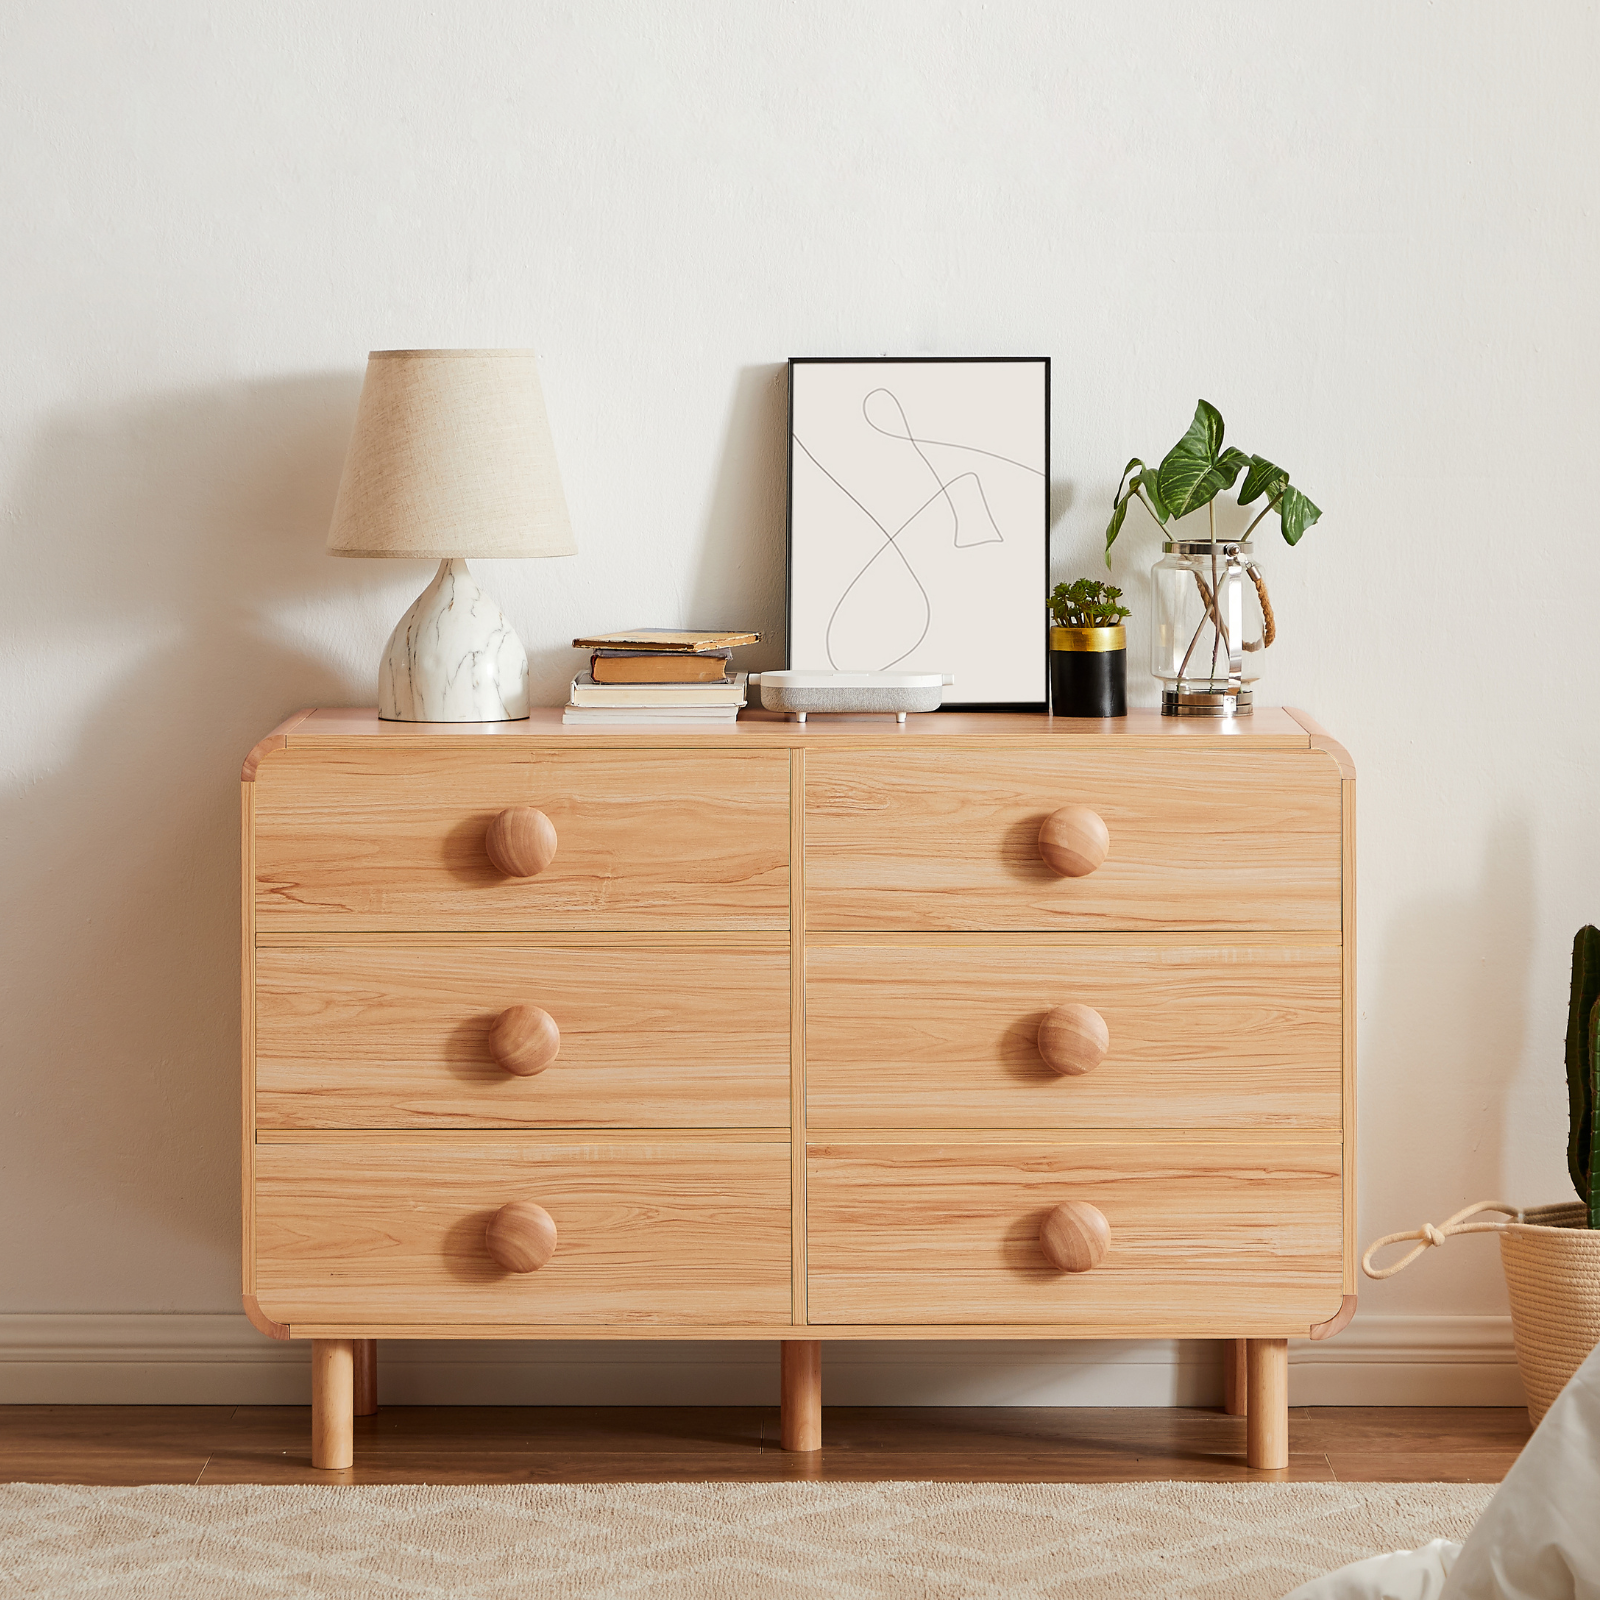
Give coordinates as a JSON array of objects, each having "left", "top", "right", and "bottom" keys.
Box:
[{"left": 3, "top": 0, "right": 1596, "bottom": 1405}]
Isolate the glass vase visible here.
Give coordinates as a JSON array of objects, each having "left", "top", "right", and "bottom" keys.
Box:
[{"left": 1151, "top": 540, "right": 1267, "bottom": 716}]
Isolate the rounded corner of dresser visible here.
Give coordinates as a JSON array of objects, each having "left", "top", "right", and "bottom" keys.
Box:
[
  {"left": 1308, "top": 1292, "right": 1357, "bottom": 1341},
  {"left": 243, "top": 1291, "right": 293, "bottom": 1341},
  {"left": 242, "top": 736, "right": 290, "bottom": 783},
  {"left": 1284, "top": 708, "right": 1356, "bottom": 781},
  {"left": 242, "top": 710, "right": 316, "bottom": 782},
  {"left": 1310, "top": 740, "right": 1356, "bottom": 783}
]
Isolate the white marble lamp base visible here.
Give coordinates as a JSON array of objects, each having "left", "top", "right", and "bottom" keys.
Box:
[{"left": 377, "top": 558, "right": 531, "bottom": 722}]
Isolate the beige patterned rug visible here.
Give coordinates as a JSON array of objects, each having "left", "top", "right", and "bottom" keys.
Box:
[{"left": 0, "top": 1480, "right": 1492, "bottom": 1599}]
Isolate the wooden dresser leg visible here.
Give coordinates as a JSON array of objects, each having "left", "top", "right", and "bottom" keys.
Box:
[
  {"left": 353, "top": 1339, "right": 378, "bottom": 1417},
  {"left": 312, "top": 1339, "right": 355, "bottom": 1470},
  {"left": 780, "top": 1340, "right": 822, "bottom": 1452},
  {"left": 1245, "top": 1338, "right": 1288, "bottom": 1470},
  {"left": 1222, "top": 1337, "right": 1248, "bottom": 1417}
]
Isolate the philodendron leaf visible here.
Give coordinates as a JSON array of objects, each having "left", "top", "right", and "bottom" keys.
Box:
[
  {"left": 1104, "top": 498, "right": 1129, "bottom": 566},
  {"left": 1103, "top": 456, "right": 1145, "bottom": 565},
  {"left": 1238, "top": 455, "right": 1289, "bottom": 507},
  {"left": 1157, "top": 400, "right": 1250, "bottom": 519},
  {"left": 1279, "top": 485, "right": 1323, "bottom": 545},
  {"left": 1136, "top": 467, "right": 1171, "bottom": 523},
  {"left": 1113, "top": 457, "right": 1144, "bottom": 503}
]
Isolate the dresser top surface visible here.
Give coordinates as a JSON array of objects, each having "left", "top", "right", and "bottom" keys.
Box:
[{"left": 245, "top": 706, "right": 1350, "bottom": 778}]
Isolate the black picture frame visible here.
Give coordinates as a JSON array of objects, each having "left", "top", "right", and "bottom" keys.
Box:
[{"left": 785, "top": 355, "right": 1052, "bottom": 712}]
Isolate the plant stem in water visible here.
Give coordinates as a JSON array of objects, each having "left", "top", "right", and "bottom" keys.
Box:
[{"left": 1208, "top": 505, "right": 1221, "bottom": 682}]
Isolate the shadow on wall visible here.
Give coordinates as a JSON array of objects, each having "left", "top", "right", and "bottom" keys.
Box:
[
  {"left": 1, "top": 364, "right": 800, "bottom": 1314},
  {"left": 515, "top": 362, "right": 791, "bottom": 696},
  {"left": 687, "top": 364, "right": 790, "bottom": 674},
  {"left": 0, "top": 374, "right": 382, "bottom": 1308},
  {"left": 1358, "top": 814, "right": 1536, "bottom": 1310}
]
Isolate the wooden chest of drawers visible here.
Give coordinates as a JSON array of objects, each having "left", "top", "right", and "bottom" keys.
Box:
[{"left": 241, "top": 706, "right": 1355, "bottom": 1471}]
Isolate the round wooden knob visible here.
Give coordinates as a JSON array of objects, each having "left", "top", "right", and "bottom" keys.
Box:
[
  {"left": 487, "top": 1004, "right": 560, "bottom": 1076},
  {"left": 485, "top": 807, "right": 558, "bottom": 878},
  {"left": 1037, "top": 1003, "right": 1110, "bottom": 1077},
  {"left": 1037, "top": 806, "right": 1110, "bottom": 877},
  {"left": 485, "top": 1201, "right": 558, "bottom": 1273},
  {"left": 1039, "top": 1201, "right": 1110, "bottom": 1272}
]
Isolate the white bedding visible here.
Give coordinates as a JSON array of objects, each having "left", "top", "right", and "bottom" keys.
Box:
[{"left": 1285, "top": 1337, "right": 1600, "bottom": 1600}]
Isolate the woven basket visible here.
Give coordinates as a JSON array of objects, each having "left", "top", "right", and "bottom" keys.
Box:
[{"left": 1500, "top": 1201, "right": 1600, "bottom": 1425}]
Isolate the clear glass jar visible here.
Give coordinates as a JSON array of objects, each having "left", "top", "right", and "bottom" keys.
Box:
[{"left": 1151, "top": 540, "right": 1266, "bottom": 715}]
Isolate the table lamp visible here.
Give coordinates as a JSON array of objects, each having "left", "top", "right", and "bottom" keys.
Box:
[{"left": 327, "top": 349, "right": 576, "bottom": 721}]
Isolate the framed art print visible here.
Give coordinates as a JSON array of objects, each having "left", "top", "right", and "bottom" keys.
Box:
[{"left": 786, "top": 356, "right": 1050, "bottom": 709}]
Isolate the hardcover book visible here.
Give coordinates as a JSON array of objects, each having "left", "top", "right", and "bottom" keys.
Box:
[{"left": 571, "top": 629, "right": 760, "bottom": 653}]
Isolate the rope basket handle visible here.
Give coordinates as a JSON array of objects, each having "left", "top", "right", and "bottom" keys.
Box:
[
  {"left": 1361, "top": 1201, "right": 1525, "bottom": 1280},
  {"left": 1246, "top": 563, "right": 1276, "bottom": 649},
  {"left": 1191, "top": 564, "right": 1277, "bottom": 651}
]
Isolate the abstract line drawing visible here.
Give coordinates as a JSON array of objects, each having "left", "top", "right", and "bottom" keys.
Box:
[{"left": 787, "top": 360, "right": 1049, "bottom": 704}]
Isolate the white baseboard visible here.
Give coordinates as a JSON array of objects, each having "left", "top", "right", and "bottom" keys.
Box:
[{"left": 0, "top": 1313, "right": 1526, "bottom": 1407}]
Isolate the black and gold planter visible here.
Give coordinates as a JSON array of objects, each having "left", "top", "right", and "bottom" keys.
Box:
[{"left": 1049, "top": 625, "right": 1127, "bottom": 718}]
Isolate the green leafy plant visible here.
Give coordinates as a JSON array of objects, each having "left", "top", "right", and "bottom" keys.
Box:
[
  {"left": 1050, "top": 579, "right": 1130, "bottom": 628},
  {"left": 1567, "top": 927, "right": 1600, "bottom": 1229},
  {"left": 1103, "top": 399, "right": 1323, "bottom": 567}
]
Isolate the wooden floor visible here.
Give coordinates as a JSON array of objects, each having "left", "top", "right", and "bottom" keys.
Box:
[{"left": 0, "top": 1405, "right": 1531, "bottom": 1486}]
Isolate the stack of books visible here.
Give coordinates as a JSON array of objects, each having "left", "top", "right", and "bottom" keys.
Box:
[{"left": 563, "top": 630, "right": 759, "bottom": 724}]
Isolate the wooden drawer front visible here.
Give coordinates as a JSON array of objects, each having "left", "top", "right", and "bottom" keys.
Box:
[
  {"left": 254, "top": 747, "right": 790, "bottom": 931},
  {"left": 805, "top": 942, "right": 1341, "bottom": 1130},
  {"left": 254, "top": 1138, "right": 791, "bottom": 1326},
  {"left": 806, "top": 1141, "right": 1344, "bottom": 1330},
  {"left": 804, "top": 750, "right": 1340, "bottom": 931},
  {"left": 255, "top": 946, "right": 790, "bottom": 1130}
]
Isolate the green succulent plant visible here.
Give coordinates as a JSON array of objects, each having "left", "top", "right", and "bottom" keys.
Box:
[
  {"left": 1103, "top": 399, "right": 1322, "bottom": 567},
  {"left": 1050, "top": 579, "right": 1130, "bottom": 629}
]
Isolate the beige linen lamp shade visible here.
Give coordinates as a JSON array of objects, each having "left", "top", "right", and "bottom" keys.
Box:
[
  {"left": 327, "top": 349, "right": 575, "bottom": 559},
  {"left": 327, "top": 349, "right": 577, "bottom": 723}
]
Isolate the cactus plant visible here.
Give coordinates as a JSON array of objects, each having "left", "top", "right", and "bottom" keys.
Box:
[{"left": 1566, "top": 926, "right": 1600, "bottom": 1228}]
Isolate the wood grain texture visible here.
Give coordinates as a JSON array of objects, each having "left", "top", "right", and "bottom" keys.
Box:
[
  {"left": 353, "top": 1339, "right": 377, "bottom": 1417},
  {"left": 803, "top": 931, "right": 1342, "bottom": 949},
  {"left": 1036, "top": 805, "right": 1111, "bottom": 877},
  {"left": 240, "top": 708, "right": 1354, "bottom": 1366},
  {"left": 485, "top": 1201, "right": 558, "bottom": 1272},
  {"left": 780, "top": 1340, "right": 822, "bottom": 1451},
  {"left": 806, "top": 1141, "right": 1344, "bottom": 1329},
  {"left": 256, "top": 1126, "right": 1339, "bottom": 1149},
  {"left": 286, "top": 1317, "right": 1336, "bottom": 1340},
  {"left": 486, "top": 1003, "right": 561, "bottom": 1077},
  {"left": 260, "top": 931, "right": 794, "bottom": 949},
  {"left": 789, "top": 750, "right": 807, "bottom": 1325},
  {"left": 1284, "top": 708, "right": 1357, "bottom": 1290},
  {"left": 1036, "top": 1003, "right": 1110, "bottom": 1078},
  {"left": 1285, "top": 708, "right": 1357, "bottom": 781},
  {"left": 311, "top": 1339, "right": 353, "bottom": 1470},
  {"left": 254, "top": 946, "right": 790, "bottom": 1129},
  {"left": 254, "top": 1138, "right": 791, "bottom": 1327},
  {"left": 804, "top": 748, "right": 1342, "bottom": 931},
  {"left": 484, "top": 807, "right": 559, "bottom": 879},
  {"left": 253, "top": 747, "right": 789, "bottom": 931},
  {"left": 1223, "top": 1338, "right": 1247, "bottom": 1416},
  {"left": 240, "top": 1294, "right": 289, "bottom": 1340},
  {"left": 241, "top": 709, "right": 314, "bottom": 782},
  {"left": 1038, "top": 1201, "right": 1110, "bottom": 1271},
  {"left": 1311, "top": 1294, "right": 1358, "bottom": 1340},
  {"left": 1247, "top": 1337, "right": 1289, "bottom": 1470},
  {"left": 0, "top": 1403, "right": 1531, "bottom": 1487},
  {"left": 282, "top": 705, "right": 1317, "bottom": 748},
  {"left": 805, "top": 943, "right": 1341, "bottom": 1129},
  {"left": 1341, "top": 774, "right": 1357, "bottom": 1291},
  {"left": 241, "top": 782, "right": 258, "bottom": 1296}
]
